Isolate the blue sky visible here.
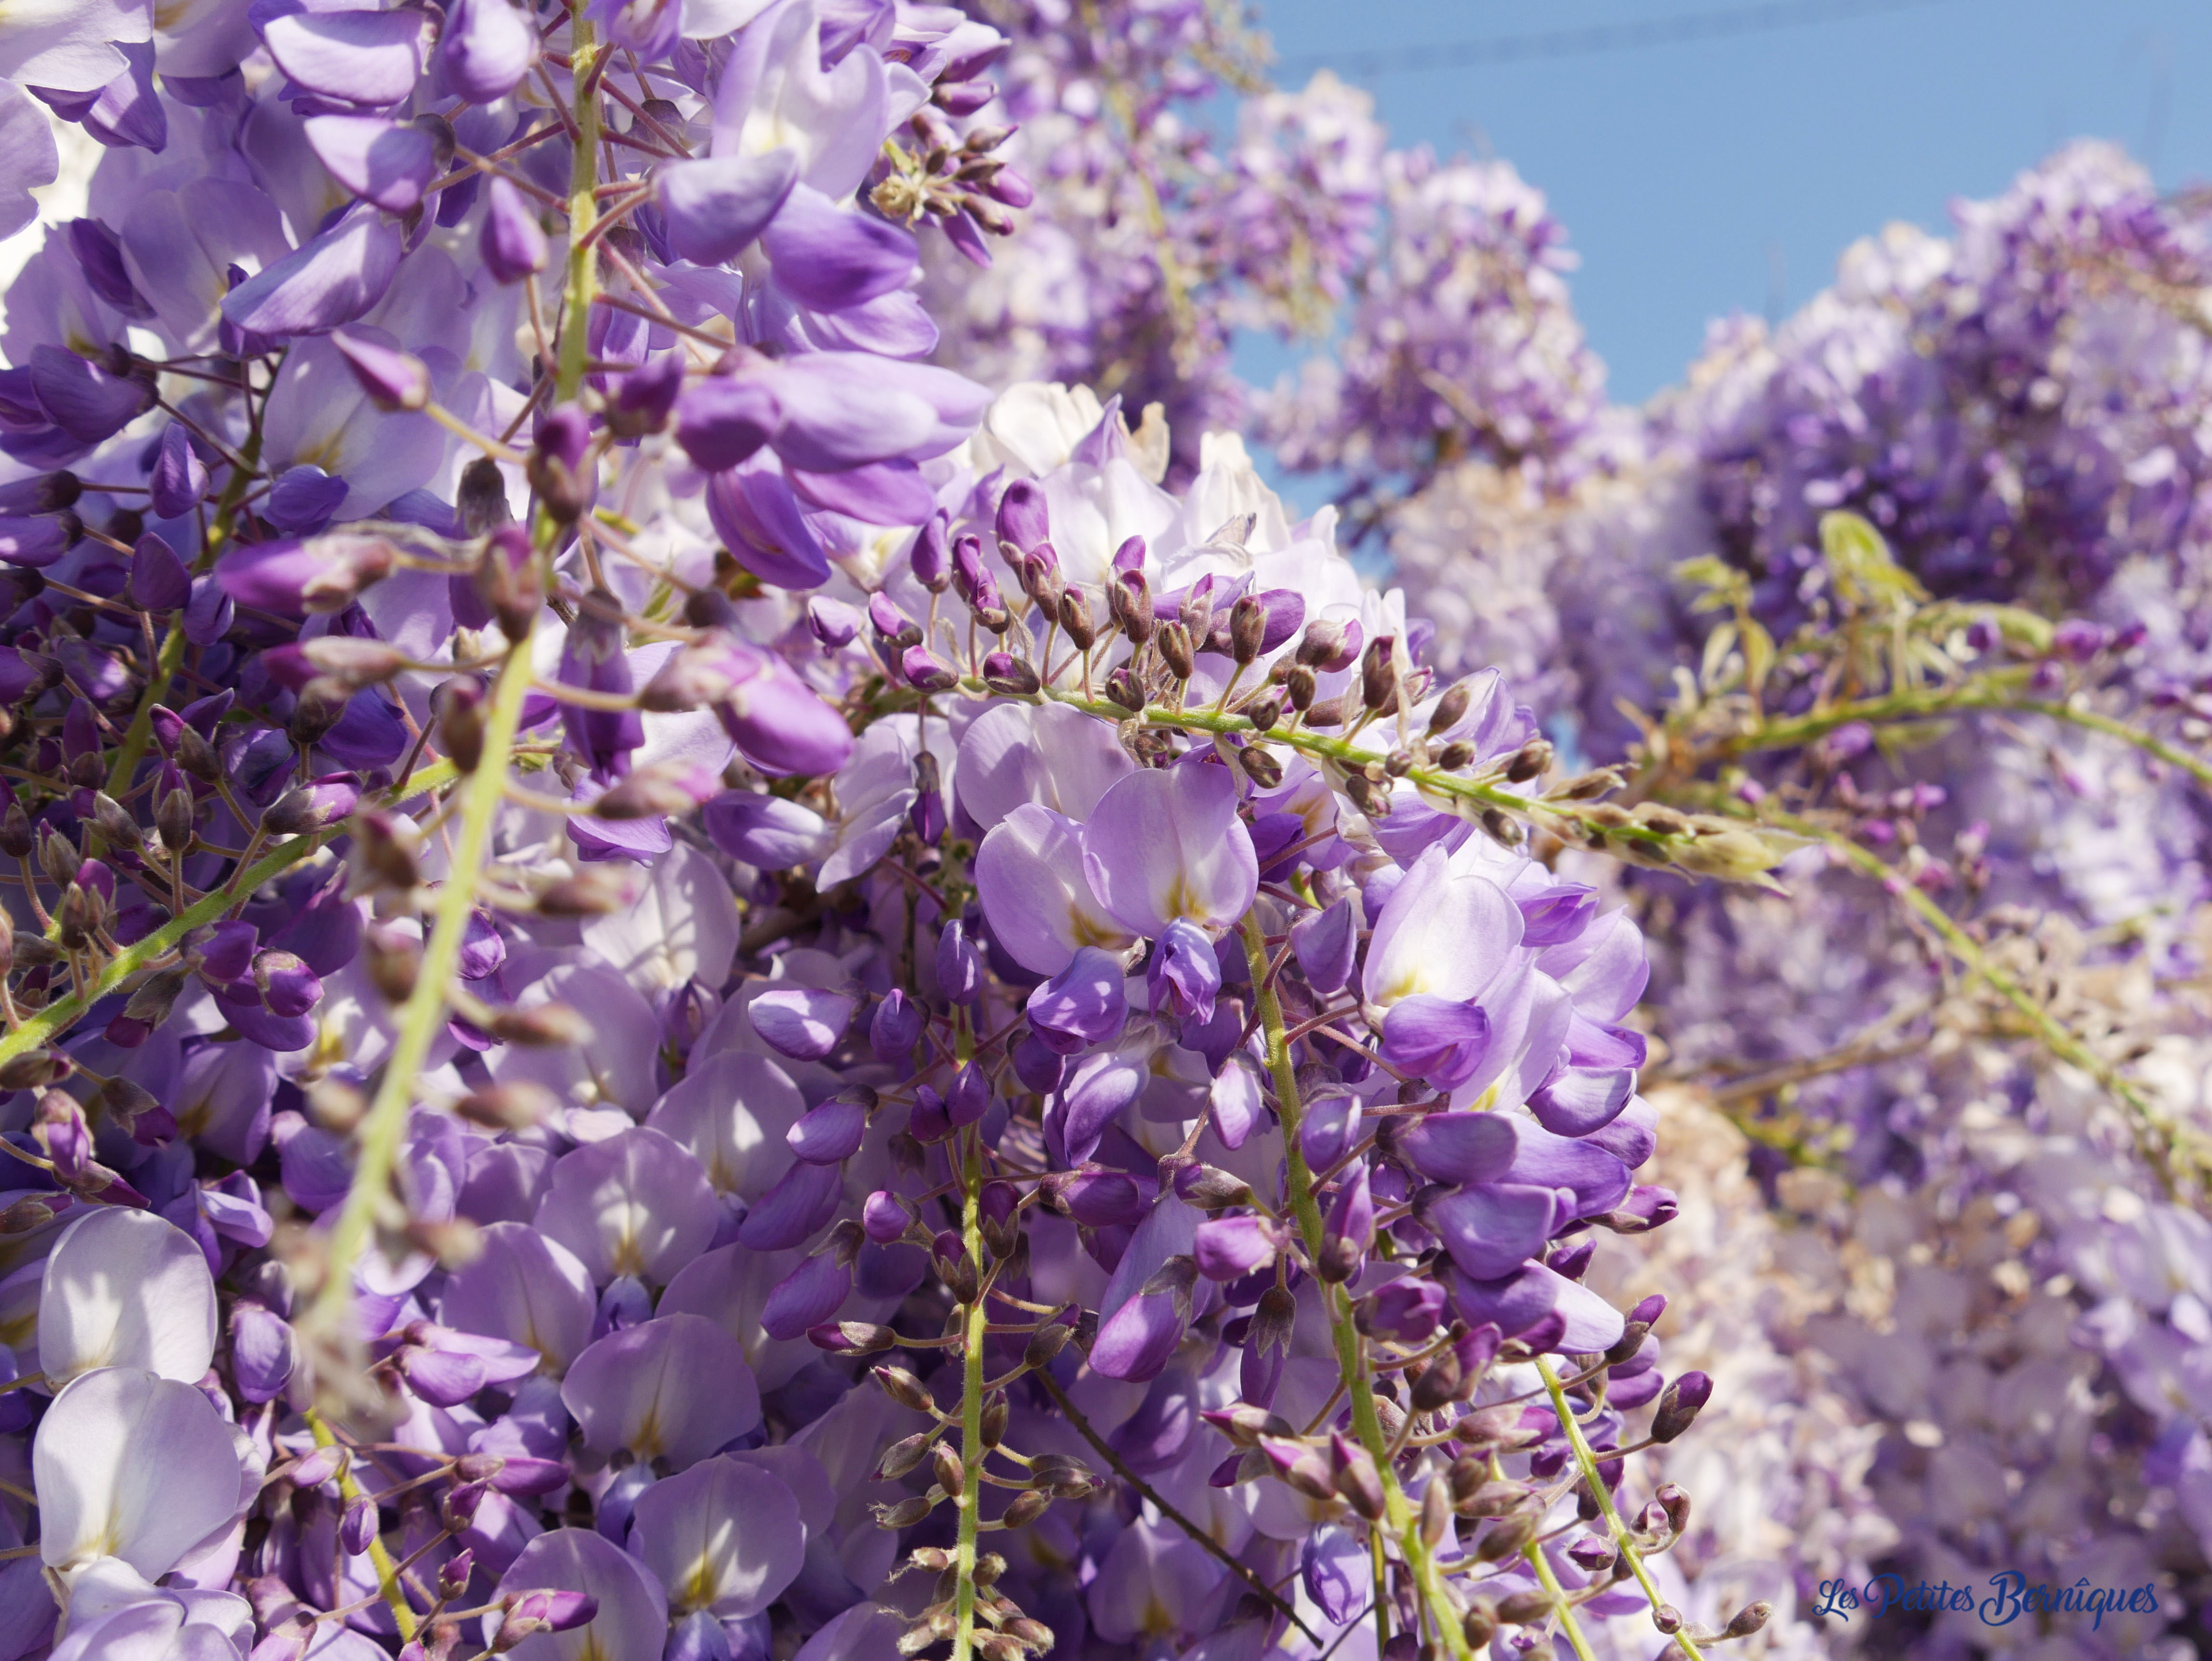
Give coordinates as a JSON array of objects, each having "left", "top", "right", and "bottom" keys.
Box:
[{"left": 1243, "top": 0, "right": 2212, "bottom": 406}]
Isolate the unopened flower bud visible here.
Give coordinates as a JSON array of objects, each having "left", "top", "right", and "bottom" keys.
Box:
[
  {"left": 1229, "top": 594, "right": 1266, "bottom": 664},
  {"left": 1497, "top": 1589, "right": 1555, "bottom": 1626},
  {"left": 1360, "top": 634, "right": 1398, "bottom": 710},
  {"left": 1056, "top": 587, "right": 1095, "bottom": 651},
  {"left": 487, "top": 1002, "right": 596, "bottom": 1047},
  {"left": 874, "top": 1495, "right": 934, "bottom": 1530},
  {"left": 288, "top": 679, "right": 349, "bottom": 749},
  {"left": 1724, "top": 1602, "right": 1772, "bottom": 1638},
  {"left": 1650, "top": 1371, "right": 1711, "bottom": 1443},
  {"left": 340, "top": 1494, "right": 378, "bottom": 1556},
  {"left": 454, "top": 1082, "right": 558, "bottom": 1130},
  {"left": 873, "top": 1366, "right": 935, "bottom": 1414},
  {"left": 999, "top": 1489, "right": 1051, "bottom": 1529},
  {"left": 457, "top": 456, "right": 513, "bottom": 536},
  {"left": 980, "top": 651, "right": 1039, "bottom": 697},
  {"left": 1158, "top": 620, "right": 1193, "bottom": 680},
  {"left": 435, "top": 677, "right": 487, "bottom": 773},
  {"left": 931, "top": 1442, "right": 964, "bottom": 1499},
  {"left": 534, "top": 866, "right": 640, "bottom": 917}
]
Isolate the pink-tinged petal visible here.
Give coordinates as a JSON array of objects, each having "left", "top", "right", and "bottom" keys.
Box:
[
  {"left": 975, "top": 804, "right": 1135, "bottom": 977},
  {"left": 439, "top": 1221, "right": 597, "bottom": 1373},
  {"left": 1080, "top": 763, "right": 1258, "bottom": 939},
  {"left": 491, "top": 1530, "right": 667, "bottom": 1661},
  {"left": 220, "top": 210, "right": 402, "bottom": 339},
  {"left": 560, "top": 1313, "right": 761, "bottom": 1468},
  {"left": 532, "top": 1128, "right": 722, "bottom": 1287},
  {"left": 629, "top": 1457, "right": 805, "bottom": 1620},
  {"left": 657, "top": 150, "right": 797, "bottom": 266},
  {"left": 260, "top": 9, "right": 425, "bottom": 106},
  {"left": 305, "top": 116, "right": 438, "bottom": 214}
]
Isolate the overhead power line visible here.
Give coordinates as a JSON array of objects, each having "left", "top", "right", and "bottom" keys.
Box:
[{"left": 1274, "top": 0, "right": 1964, "bottom": 79}]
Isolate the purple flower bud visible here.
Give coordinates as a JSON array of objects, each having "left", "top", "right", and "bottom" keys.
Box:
[
  {"left": 947, "top": 1061, "right": 991, "bottom": 1128},
  {"left": 1291, "top": 897, "right": 1356, "bottom": 993},
  {"left": 442, "top": 0, "right": 538, "bottom": 103},
  {"left": 1146, "top": 917, "right": 1221, "bottom": 1024},
  {"left": 1819, "top": 721, "right": 1873, "bottom": 765},
  {"left": 1194, "top": 1214, "right": 1278, "bottom": 1281},
  {"left": 870, "top": 989, "right": 923, "bottom": 1062},
  {"left": 481, "top": 177, "right": 549, "bottom": 283},
  {"left": 935, "top": 919, "right": 983, "bottom": 1004},
  {"left": 252, "top": 949, "right": 324, "bottom": 1018},
  {"left": 995, "top": 478, "right": 1048, "bottom": 554},
  {"left": 218, "top": 533, "right": 396, "bottom": 617},
  {"left": 340, "top": 1493, "right": 378, "bottom": 1556},
  {"left": 129, "top": 533, "right": 191, "bottom": 613},
  {"left": 676, "top": 376, "right": 782, "bottom": 472},
  {"left": 1011, "top": 1031, "right": 1065, "bottom": 1094},
  {"left": 150, "top": 423, "right": 206, "bottom": 520},
  {"left": 1319, "top": 1165, "right": 1374, "bottom": 1282},
  {"left": 1362, "top": 1277, "right": 1445, "bottom": 1343},
  {"left": 642, "top": 632, "right": 855, "bottom": 777},
  {"left": 290, "top": 1444, "right": 344, "bottom": 1488},
  {"left": 1026, "top": 946, "right": 1128, "bottom": 1054},
  {"left": 1054, "top": 1169, "right": 1144, "bottom": 1228},
  {"left": 806, "top": 596, "right": 860, "bottom": 649},
  {"left": 2051, "top": 618, "right": 2107, "bottom": 662},
  {"left": 507, "top": 1591, "right": 599, "bottom": 1634},
  {"left": 614, "top": 353, "right": 683, "bottom": 435},
  {"left": 863, "top": 1190, "right": 913, "bottom": 1243},
  {"left": 911, "top": 514, "right": 950, "bottom": 591},
  {"left": 263, "top": 771, "right": 362, "bottom": 836}
]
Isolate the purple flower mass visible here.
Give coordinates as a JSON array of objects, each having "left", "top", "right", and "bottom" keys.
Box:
[{"left": 0, "top": 2, "right": 2202, "bottom": 1659}]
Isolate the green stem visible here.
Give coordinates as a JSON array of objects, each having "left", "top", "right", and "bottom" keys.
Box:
[
  {"left": 1535, "top": 1359, "right": 1702, "bottom": 1661},
  {"left": 302, "top": 7, "right": 596, "bottom": 1362},
  {"left": 307, "top": 1408, "right": 418, "bottom": 1642},
  {"left": 1237, "top": 914, "right": 1477, "bottom": 1661},
  {"left": 950, "top": 1127, "right": 988, "bottom": 1661},
  {"left": 300, "top": 634, "right": 537, "bottom": 1345},
  {"left": 1793, "top": 817, "right": 2206, "bottom": 1200},
  {"left": 1693, "top": 673, "right": 2212, "bottom": 794}
]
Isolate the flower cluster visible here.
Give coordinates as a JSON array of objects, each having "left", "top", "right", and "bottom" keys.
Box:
[{"left": 0, "top": 4, "right": 1784, "bottom": 1659}]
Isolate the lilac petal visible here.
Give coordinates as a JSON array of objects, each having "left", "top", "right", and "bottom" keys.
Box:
[
  {"left": 1517, "top": 884, "right": 1597, "bottom": 948},
  {"left": 759, "top": 1253, "right": 850, "bottom": 1340},
  {"left": 306, "top": 115, "right": 438, "bottom": 213},
  {"left": 1498, "top": 1120, "right": 1633, "bottom": 1219},
  {"left": 29, "top": 346, "right": 153, "bottom": 443},
  {"left": 703, "top": 464, "right": 831, "bottom": 589},
  {"left": 748, "top": 987, "right": 854, "bottom": 1061},
  {"left": 1080, "top": 763, "right": 1258, "bottom": 939},
  {"left": 1193, "top": 1215, "right": 1277, "bottom": 1282},
  {"left": 974, "top": 804, "right": 1135, "bottom": 977},
  {"left": 735, "top": 1158, "right": 842, "bottom": 1251},
  {"left": 1395, "top": 1109, "right": 1518, "bottom": 1187},
  {"left": 784, "top": 459, "right": 936, "bottom": 525},
  {"left": 1586, "top": 1095, "right": 1658, "bottom": 1167},
  {"left": 0, "top": 514, "right": 77, "bottom": 567},
  {"left": 221, "top": 209, "right": 402, "bottom": 339},
  {"left": 1291, "top": 897, "right": 1356, "bottom": 994},
  {"left": 1146, "top": 916, "right": 1221, "bottom": 1024},
  {"left": 703, "top": 791, "right": 832, "bottom": 868},
  {"left": 493, "top": 1530, "right": 668, "bottom": 1661},
  {"left": 1053, "top": 1048, "right": 1146, "bottom": 1167},
  {"left": 261, "top": 9, "right": 426, "bottom": 106},
  {"left": 401, "top": 1345, "right": 490, "bottom": 1408},
  {"left": 532, "top": 1128, "right": 723, "bottom": 1287},
  {"left": 955, "top": 699, "right": 1134, "bottom": 831},
  {"left": 1527, "top": 1066, "right": 1635, "bottom": 1137},
  {"left": 1379, "top": 995, "right": 1493, "bottom": 1091},
  {"left": 1026, "top": 946, "right": 1127, "bottom": 1054},
  {"left": 129, "top": 532, "right": 190, "bottom": 610},
  {"left": 761, "top": 185, "right": 917, "bottom": 312},
  {"left": 1423, "top": 1183, "right": 1558, "bottom": 1280},
  {"left": 763, "top": 354, "right": 987, "bottom": 474},
  {"left": 1537, "top": 907, "right": 1648, "bottom": 1022},
  {"left": 1208, "top": 1060, "right": 1262, "bottom": 1150},
  {"left": 1090, "top": 1281, "right": 1190, "bottom": 1383},
  {"left": 1362, "top": 843, "right": 1524, "bottom": 1010},
  {"left": 441, "top": 0, "right": 537, "bottom": 103},
  {"left": 0, "top": 82, "right": 59, "bottom": 240},
  {"left": 658, "top": 151, "right": 798, "bottom": 266},
  {"left": 677, "top": 378, "right": 782, "bottom": 472},
  {"left": 629, "top": 1457, "right": 805, "bottom": 1620},
  {"left": 481, "top": 175, "right": 549, "bottom": 282},
  {"left": 440, "top": 1220, "right": 597, "bottom": 1372},
  {"left": 561, "top": 1312, "right": 761, "bottom": 1468},
  {"left": 1448, "top": 1260, "right": 1625, "bottom": 1355},
  {"left": 785, "top": 1097, "right": 865, "bottom": 1164},
  {"left": 231, "top": 1304, "right": 298, "bottom": 1402},
  {"left": 1564, "top": 1011, "right": 1646, "bottom": 1071}
]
